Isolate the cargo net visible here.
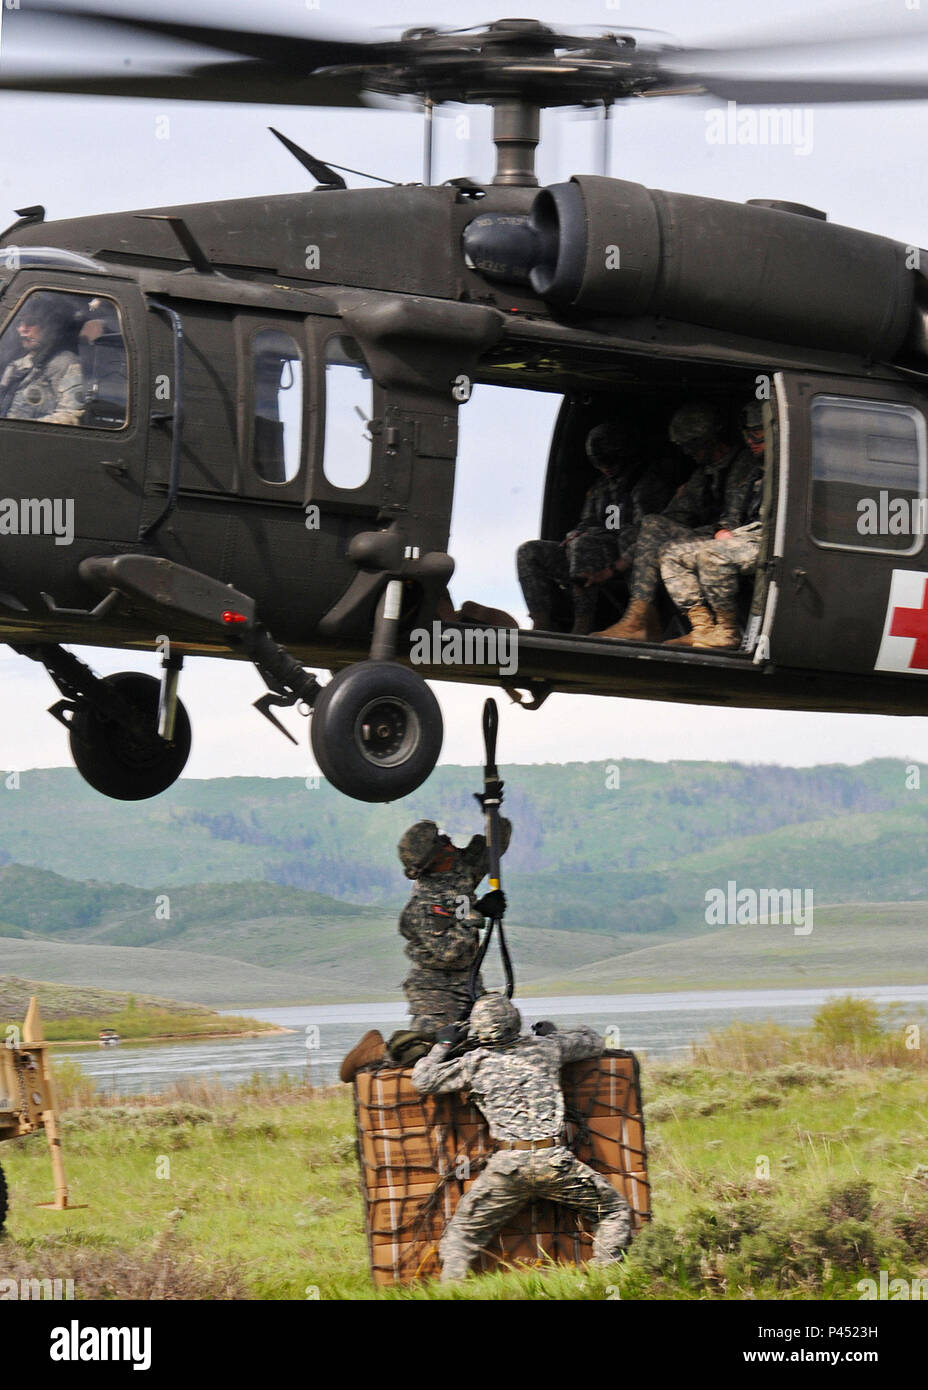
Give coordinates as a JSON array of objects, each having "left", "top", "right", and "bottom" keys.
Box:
[{"left": 353, "top": 1050, "right": 650, "bottom": 1286}]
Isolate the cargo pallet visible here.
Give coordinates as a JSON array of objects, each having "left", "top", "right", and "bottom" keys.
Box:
[{"left": 354, "top": 1049, "right": 649, "bottom": 1286}]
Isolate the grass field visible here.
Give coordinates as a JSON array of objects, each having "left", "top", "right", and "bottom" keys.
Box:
[{"left": 1, "top": 1000, "right": 926, "bottom": 1300}]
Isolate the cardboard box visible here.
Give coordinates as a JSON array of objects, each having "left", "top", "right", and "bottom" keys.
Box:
[
  {"left": 569, "top": 1115, "right": 646, "bottom": 1172},
  {"left": 564, "top": 1053, "right": 637, "bottom": 1118},
  {"left": 356, "top": 1069, "right": 437, "bottom": 1130},
  {"left": 370, "top": 1240, "right": 441, "bottom": 1285},
  {"left": 360, "top": 1126, "right": 438, "bottom": 1175},
  {"left": 367, "top": 1181, "right": 455, "bottom": 1238}
]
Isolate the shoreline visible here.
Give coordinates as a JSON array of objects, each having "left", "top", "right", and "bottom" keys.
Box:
[{"left": 48, "top": 1025, "right": 296, "bottom": 1048}]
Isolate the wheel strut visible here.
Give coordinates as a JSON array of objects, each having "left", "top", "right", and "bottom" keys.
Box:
[{"left": 158, "top": 652, "right": 184, "bottom": 741}]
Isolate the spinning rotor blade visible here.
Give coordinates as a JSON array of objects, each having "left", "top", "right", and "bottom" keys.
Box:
[{"left": 1, "top": 5, "right": 928, "bottom": 110}]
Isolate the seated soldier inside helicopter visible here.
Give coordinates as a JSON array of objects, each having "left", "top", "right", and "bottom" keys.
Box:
[
  {"left": 658, "top": 401, "right": 766, "bottom": 650},
  {"left": 0, "top": 291, "right": 84, "bottom": 426},
  {"left": 516, "top": 419, "right": 671, "bottom": 635},
  {"left": 592, "top": 402, "right": 748, "bottom": 642}
]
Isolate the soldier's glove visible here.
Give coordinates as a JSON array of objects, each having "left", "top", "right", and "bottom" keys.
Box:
[
  {"left": 532, "top": 1020, "right": 558, "bottom": 1036},
  {"left": 474, "top": 889, "right": 506, "bottom": 920},
  {"left": 435, "top": 1022, "right": 469, "bottom": 1048}
]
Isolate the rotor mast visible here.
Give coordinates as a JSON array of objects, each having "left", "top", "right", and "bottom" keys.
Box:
[{"left": 491, "top": 98, "right": 541, "bottom": 186}]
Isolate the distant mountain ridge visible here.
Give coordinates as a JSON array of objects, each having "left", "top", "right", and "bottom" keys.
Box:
[{"left": 0, "top": 761, "right": 925, "bottom": 939}]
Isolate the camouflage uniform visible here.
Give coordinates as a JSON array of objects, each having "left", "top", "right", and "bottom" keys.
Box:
[
  {"left": 411, "top": 996, "right": 631, "bottom": 1282},
  {"left": 0, "top": 349, "right": 84, "bottom": 425},
  {"left": 518, "top": 470, "right": 672, "bottom": 628},
  {"left": 627, "top": 444, "right": 750, "bottom": 603},
  {"left": 660, "top": 450, "right": 765, "bottom": 615},
  {"left": 398, "top": 818, "right": 512, "bottom": 1033}
]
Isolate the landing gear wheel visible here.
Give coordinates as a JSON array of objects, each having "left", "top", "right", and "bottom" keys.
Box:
[
  {"left": 68, "top": 672, "right": 191, "bottom": 801},
  {"left": 310, "top": 661, "right": 443, "bottom": 802}
]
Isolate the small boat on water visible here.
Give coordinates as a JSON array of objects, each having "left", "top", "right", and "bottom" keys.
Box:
[{"left": 98, "top": 1029, "right": 120, "bottom": 1049}]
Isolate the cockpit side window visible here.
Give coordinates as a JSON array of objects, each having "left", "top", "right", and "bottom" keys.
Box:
[
  {"left": 322, "top": 335, "right": 373, "bottom": 490},
  {"left": 0, "top": 288, "right": 128, "bottom": 430},
  {"left": 252, "top": 328, "right": 304, "bottom": 484}
]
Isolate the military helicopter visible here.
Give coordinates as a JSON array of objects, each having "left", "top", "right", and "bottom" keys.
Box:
[{"left": 2, "top": 4, "right": 928, "bottom": 803}]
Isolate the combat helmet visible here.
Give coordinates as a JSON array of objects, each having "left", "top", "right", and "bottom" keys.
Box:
[
  {"left": 668, "top": 402, "right": 724, "bottom": 449},
  {"left": 398, "top": 820, "right": 441, "bottom": 879},
  {"left": 585, "top": 419, "right": 639, "bottom": 472},
  {"left": 468, "top": 992, "right": 522, "bottom": 1044},
  {"left": 741, "top": 400, "right": 764, "bottom": 429}
]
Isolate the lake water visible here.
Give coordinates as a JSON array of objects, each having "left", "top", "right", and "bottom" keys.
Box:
[{"left": 53, "top": 984, "right": 928, "bottom": 1097}]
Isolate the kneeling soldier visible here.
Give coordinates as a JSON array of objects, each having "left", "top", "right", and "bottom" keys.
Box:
[{"left": 411, "top": 993, "right": 632, "bottom": 1283}]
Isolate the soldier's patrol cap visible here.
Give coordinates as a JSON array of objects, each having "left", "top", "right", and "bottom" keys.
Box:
[
  {"left": 468, "top": 992, "right": 522, "bottom": 1044},
  {"left": 585, "top": 420, "right": 639, "bottom": 468},
  {"left": 741, "top": 401, "right": 764, "bottom": 429},
  {"left": 668, "top": 403, "right": 724, "bottom": 448},
  {"left": 398, "top": 820, "right": 441, "bottom": 878}
]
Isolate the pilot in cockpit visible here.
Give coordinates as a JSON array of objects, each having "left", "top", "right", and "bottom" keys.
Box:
[{"left": 0, "top": 291, "right": 84, "bottom": 426}]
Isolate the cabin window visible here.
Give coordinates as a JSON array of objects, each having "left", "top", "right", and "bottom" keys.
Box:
[
  {"left": 810, "top": 395, "right": 926, "bottom": 553},
  {"left": 0, "top": 288, "right": 128, "bottom": 429},
  {"left": 323, "top": 335, "right": 373, "bottom": 489},
  {"left": 252, "top": 328, "right": 303, "bottom": 483}
]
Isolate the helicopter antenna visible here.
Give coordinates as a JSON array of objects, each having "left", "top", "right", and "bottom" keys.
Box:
[
  {"left": 269, "top": 129, "right": 398, "bottom": 188},
  {"left": 423, "top": 97, "right": 434, "bottom": 185},
  {"left": 601, "top": 101, "right": 613, "bottom": 177}
]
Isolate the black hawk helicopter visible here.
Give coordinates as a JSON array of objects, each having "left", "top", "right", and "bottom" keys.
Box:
[{"left": 2, "top": 4, "right": 928, "bottom": 802}]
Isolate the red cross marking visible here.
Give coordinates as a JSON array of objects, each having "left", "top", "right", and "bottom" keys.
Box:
[{"left": 889, "top": 577, "right": 928, "bottom": 668}]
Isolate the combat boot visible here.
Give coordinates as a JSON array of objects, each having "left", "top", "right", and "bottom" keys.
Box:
[
  {"left": 339, "top": 1030, "right": 386, "bottom": 1083},
  {"left": 592, "top": 599, "right": 661, "bottom": 642},
  {"left": 456, "top": 600, "right": 518, "bottom": 628},
  {"left": 665, "top": 606, "right": 742, "bottom": 650},
  {"left": 697, "top": 608, "right": 742, "bottom": 649},
  {"left": 664, "top": 605, "right": 716, "bottom": 647}
]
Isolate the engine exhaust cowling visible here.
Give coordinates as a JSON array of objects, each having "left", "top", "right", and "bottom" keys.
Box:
[{"left": 528, "top": 174, "right": 915, "bottom": 360}]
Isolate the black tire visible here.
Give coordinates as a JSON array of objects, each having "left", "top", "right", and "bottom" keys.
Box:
[
  {"left": 68, "top": 671, "right": 191, "bottom": 801},
  {"left": 310, "top": 661, "right": 443, "bottom": 802},
  {"left": 0, "top": 1160, "right": 8, "bottom": 1234}
]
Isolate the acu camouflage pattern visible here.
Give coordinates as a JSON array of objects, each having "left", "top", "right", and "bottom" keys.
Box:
[
  {"left": 517, "top": 468, "right": 673, "bottom": 626},
  {"left": 661, "top": 525, "right": 762, "bottom": 615},
  {"left": 0, "top": 349, "right": 84, "bottom": 425},
  {"left": 659, "top": 450, "right": 765, "bottom": 613},
  {"left": 629, "top": 445, "right": 759, "bottom": 603},
  {"left": 411, "top": 1025, "right": 631, "bottom": 1281},
  {"left": 398, "top": 817, "right": 512, "bottom": 1033}
]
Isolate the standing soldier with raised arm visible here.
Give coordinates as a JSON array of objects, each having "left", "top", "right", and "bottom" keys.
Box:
[
  {"left": 339, "top": 818, "right": 510, "bottom": 1081},
  {"left": 411, "top": 993, "right": 632, "bottom": 1283}
]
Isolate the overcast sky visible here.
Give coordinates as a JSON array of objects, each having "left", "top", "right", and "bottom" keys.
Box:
[{"left": 3, "top": 0, "right": 928, "bottom": 777}]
